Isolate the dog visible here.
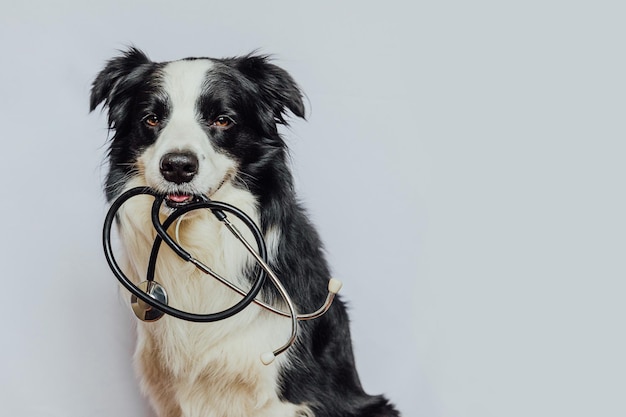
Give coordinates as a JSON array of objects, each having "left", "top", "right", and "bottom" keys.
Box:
[{"left": 90, "top": 47, "right": 400, "bottom": 417}]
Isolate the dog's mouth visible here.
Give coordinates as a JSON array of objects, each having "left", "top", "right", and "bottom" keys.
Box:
[
  {"left": 159, "top": 170, "right": 233, "bottom": 209},
  {"left": 164, "top": 193, "right": 201, "bottom": 208}
]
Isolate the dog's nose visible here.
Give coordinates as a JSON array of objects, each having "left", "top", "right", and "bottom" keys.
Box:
[{"left": 159, "top": 152, "right": 199, "bottom": 184}]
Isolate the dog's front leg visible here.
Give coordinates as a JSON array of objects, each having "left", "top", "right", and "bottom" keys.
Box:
[{"left": 135, "top": 333, "right": 182, "bottom": 417}]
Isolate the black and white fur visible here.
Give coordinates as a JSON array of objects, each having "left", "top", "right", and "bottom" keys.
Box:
[{"left": 90, "top": 48, "right": 399, "bottom": 417}]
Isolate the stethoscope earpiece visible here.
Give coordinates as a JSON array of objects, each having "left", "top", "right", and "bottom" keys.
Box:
[
  {"left": 130, "top": 281, "right": 168, "bottom": 322},
  {"left": 260, "top": 351, "right": 276, "bottom": 365}
]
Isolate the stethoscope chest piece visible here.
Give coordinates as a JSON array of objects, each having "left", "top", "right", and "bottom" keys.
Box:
[{"left": 131, "top": 281, "right": 168, "bottom": 322}]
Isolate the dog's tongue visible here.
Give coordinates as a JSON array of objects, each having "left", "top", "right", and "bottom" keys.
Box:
[{"left": 168, "top": 194, "right": 192, "bottom": 203}]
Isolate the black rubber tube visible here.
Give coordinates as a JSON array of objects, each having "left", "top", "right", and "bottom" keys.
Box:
[{"left": 102, "top": 187, "right": 267, "bottom": 323}]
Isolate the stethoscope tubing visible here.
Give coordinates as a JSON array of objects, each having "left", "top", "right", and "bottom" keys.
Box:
[
  {"left": 103, "top": 186, "right": 267, "bottom": 323},
  {"left": 103, "top": 186, "right": 342, "bottom": 364}
]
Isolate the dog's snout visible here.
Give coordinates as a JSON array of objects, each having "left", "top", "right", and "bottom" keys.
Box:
[{"left": 160, "top": 152, "right": 199, "bottom": 184}]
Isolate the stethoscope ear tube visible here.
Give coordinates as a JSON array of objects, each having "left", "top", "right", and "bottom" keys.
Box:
[{"left": 102, "top": 187, "right": 267, "bottom": 322}]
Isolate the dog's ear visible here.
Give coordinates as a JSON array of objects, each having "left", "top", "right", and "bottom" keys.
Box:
[
  {"left": 89, "top": 47, "right": 152, "bottom": 121},
  {"left": 235, "top": 55, "right": 306, "bottom": 124}
]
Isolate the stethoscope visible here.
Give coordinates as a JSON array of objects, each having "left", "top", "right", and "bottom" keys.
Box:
[{"left": 103, "top": 187, "right": 342, "bottom": 365}]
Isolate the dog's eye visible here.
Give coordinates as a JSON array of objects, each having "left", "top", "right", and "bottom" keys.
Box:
[
  {"left": 143, "top": 114, "right": 160, "bottom": 127},
  {"left": 211, "top": 116, "right": 235, "bottom": 129}
]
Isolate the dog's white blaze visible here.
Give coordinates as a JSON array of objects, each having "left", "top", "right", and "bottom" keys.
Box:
[
  {"left": 115, "top": 59, "right": 310, "bottom": 417},
  {"left": 142, "top": 59, "right": 235, "bottom": 196}
]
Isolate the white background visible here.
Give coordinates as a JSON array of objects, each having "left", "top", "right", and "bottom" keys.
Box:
[{"left": 0, "top": 1, "right": 624, "bottom": 417}]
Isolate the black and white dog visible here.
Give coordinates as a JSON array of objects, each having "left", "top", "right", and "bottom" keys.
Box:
[{"left": 90, "top": 48, "right": 399, "bottom": 417}]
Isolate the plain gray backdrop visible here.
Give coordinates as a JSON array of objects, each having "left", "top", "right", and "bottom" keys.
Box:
[{"left": 1, "top": 1, "right": 624, "bottom": 417}]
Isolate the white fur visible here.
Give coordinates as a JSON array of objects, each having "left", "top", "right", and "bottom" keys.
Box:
[{"left": 115, "top": 59, "right": 311, "bottom": 417}]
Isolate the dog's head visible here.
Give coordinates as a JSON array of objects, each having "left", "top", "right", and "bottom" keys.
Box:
[{"left": 90, "top": 47, "right": 305, "bottom": 206}]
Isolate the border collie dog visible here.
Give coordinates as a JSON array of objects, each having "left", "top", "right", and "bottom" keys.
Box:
[{"left": 90, "top": 48, "right": 399, "bottom": 417}]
